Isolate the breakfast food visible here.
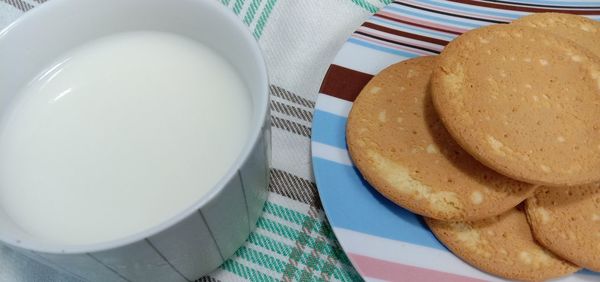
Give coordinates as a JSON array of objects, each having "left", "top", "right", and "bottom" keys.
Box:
[
  {"left": 344, "top": 12, "right": 600, "bottom": 281},
  {"left": 430, "top": 24, "right": 600, "bottom": 186},
  {"left": 426, "top": 208, "right": 580, "bottom": 281},
  {"left": 525, "top": 185, "right": 600, "bottom": 271},
  {"left": 512, "top": 13, "right": 600, "bottom": 57},
  {"left": 346, "top": 56, "right": 534, "bottom": 221}
]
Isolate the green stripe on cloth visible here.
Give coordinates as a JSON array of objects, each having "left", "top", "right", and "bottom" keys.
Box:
[
  {"left": 256, "top": 216, "right": 360, "bottom": 280},
  {"left": 236, "top": 246, "right": 287, "bottom": 273},
  {"left": 349, "top": 0, "right": 379, "bottom": 13},
  {"left": 248, "top": 232, "right": 293, "bottom": 257},
  {"left": 283, "top": 214, "right": 313, "bottom": 281},
  {"left": 239, "top": 246, "right": 323, "bottom": 281},
  {"left": 221, "top": 259, "right": 278, "bottom": 282},
  {"left": 259, "top": 212, "right": 353, "bottom": 267},
  {"left": 232, "top": 0, "right": 244, "bottom": 14},
  {"left": 237, "top": 233, "right": 357, "bottom": 281},
  {"left": 220, "top": 0, "right": 231, "bottom": 6},
  {"left": 264, "top": 202, "right": 312, "bottom": 229},
  {"left": 263, "top": 202, "right": 338, "bottom": 247},
  {"left": 215, "top": 198, "right": 361, "bottom": 281},
  {"left": 248, "top": 231, "right": 339, "bottom": 278},
  {"left": 253, "top": 0, "right": 277, "bottom": 38},
  {"left": 243, "top": 0, "right": 262, "bottom": 25}
]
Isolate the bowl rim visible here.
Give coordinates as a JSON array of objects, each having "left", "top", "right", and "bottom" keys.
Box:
[{"left": 0, "top": 0, "right": 269, "bottom": 255}]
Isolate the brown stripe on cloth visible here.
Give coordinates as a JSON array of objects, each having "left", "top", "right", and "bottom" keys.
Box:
[
  {"left": 1, "top": 0, "right": 34, "bottom": 11},
  {"left": 269, "top": 168, "right": 322, "bottom": 209},
  {"left": 270, "top": 85, "right": 315, "bottom": 109},
  {"left": 271, "top": 116, "right": 311, "bottom": 137},
  {"left": 195, "top": 276, "right": 221, "bottom": 282},
  {"left": 362, "top": 22, "right": 449, "bottom": 46},
  {"left": 270, "top": 100, "right": 313, "bottom": 122},
  {"left": 446, "top": 0, "right": 600, "bottom": 15},
  {"left": 319, "top": 65, "right": 373, "bottom": 102}
]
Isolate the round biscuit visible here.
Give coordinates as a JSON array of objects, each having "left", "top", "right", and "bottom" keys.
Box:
[
  {"left": 346, "top": 56, "right": 534, "bottom": 221},
  {"left": 426, "top": 208, "right": 580, "bottom": 281},
  {"left": 512, "top": 13, "right": 600, "bottom": 57},
  {"left": 525, "top": 185, "right": 600, "bottom": 271},
  {"left": 431, "top": 24, "right": 600, "bottom": 186}
]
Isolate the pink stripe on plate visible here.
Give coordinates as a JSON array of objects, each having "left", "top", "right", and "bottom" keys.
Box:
[
  {"left": 348, "top": 253, "right": 487, "bottom": 282},
  {"left": 356, "top": 26, "right": 444, "bottom": 52},
  {"left": 352, "top": 34, "right": 434, "bottom": 56},
  {"left": 403, "top": 0, "right": 512, "bottom": 22},
  {"left": 378, "top": 11, "right": 469, "bottom": 34}
]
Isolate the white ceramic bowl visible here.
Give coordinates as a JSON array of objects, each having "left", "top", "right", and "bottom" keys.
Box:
[{"left": 0, "top": 0, "right": 270, "bottom": 281}]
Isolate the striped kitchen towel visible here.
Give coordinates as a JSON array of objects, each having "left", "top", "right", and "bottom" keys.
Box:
[{"left": 0, "top": 0, "right": 392, "bottom": 281}]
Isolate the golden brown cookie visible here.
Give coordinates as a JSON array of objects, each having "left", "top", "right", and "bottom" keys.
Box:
[
  {"left": 525, "top": 185, "right": 600, "bottom": 271},
  {"left": 431, "top": 24, "right": 600, "bottom": 186},
  {"left": 512, "top": 13, "right": 600, "bottom": 57},
  {"left": 346, "top": 56, "right": 533, "bottom": 221},
  {"left": 426, "top": 208, "right": 580, "bottom": 281}
]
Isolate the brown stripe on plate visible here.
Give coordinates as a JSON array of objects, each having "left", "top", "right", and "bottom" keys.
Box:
[
  {"left": 446, "top": 0, "right": 600, "bottom": 15},
  {"left": 482, "top": 0, "right": 600, "bottom": 9},
  {"left": 319, "top": 65, "right": 373, "bottom": 102},
  {"left": 362, "top": 22, "right": 449, "bottom": 46},
  {"left": 373, "top": 13, "right": 462, "bottom": 35},
  {"left": 395, "top": 1, "right": 508, "bottom": 24},
  {"left": 354, "top": 31, "right": 440, "bottom": 54}
]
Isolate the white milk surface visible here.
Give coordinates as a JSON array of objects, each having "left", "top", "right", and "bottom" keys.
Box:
[{"left": 0, "top": 31, "right": 252, "bottom": 245}]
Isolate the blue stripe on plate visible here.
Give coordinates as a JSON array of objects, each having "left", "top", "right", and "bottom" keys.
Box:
[
  {"left": 416, "top": 0, "right": 525, "bottom": 19},
  {"left": 312, "top": 110, "right": 349, "bottom": 149},
  {"left": 579, "top": 269, "right": 600, "bottom": 276},
  {"left": 505, "top": 0, "right": 600, "bottom": 6},
  {"left": 385, "top": 4, "right": 487, "bottom": 28},
  {"left": 369, "top": 17, "right": 456, "bottom": 41},
  {"left": 313, "top": 157, "right": 445, "bottom": 250},
  {"left": 348, "top": 37, "right": 420, "bottom": 58},
  {"left": 314, "top": 156, "right": 600, "bottom": 277}
]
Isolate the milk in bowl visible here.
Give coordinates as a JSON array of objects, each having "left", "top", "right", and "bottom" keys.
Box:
[{"left": 0, "top": 31, "right": 252, "bottom": 246}]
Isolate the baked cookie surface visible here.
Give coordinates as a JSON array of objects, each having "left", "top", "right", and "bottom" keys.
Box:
[
  {"left": 431, "top": 24, "right": 600, "bottom": 186},
  {"left": 525, "top": 184, "right": 600, "bottom": 271},
  {"left": 426, "top": 208, "right": 580, "bottom": 281},
  {"left": 346, "top": 56, "right": 533, "bottom": 221},
  {"left": 512, "top": 12, "right": 600, "bottom": 57}
]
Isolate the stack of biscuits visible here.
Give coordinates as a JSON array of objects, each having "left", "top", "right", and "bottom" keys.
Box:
[{"left": 346, "top": 13, "right": 600, "bottom": 281}]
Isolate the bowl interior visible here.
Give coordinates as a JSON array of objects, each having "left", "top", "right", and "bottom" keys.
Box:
[{"left": 0, "top": 0, "right": 268, "bottom": 253}]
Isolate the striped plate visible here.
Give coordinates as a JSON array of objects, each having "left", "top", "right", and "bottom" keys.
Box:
[{"left": 311, "top": 1, "right": 600, "bottom": 281}]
